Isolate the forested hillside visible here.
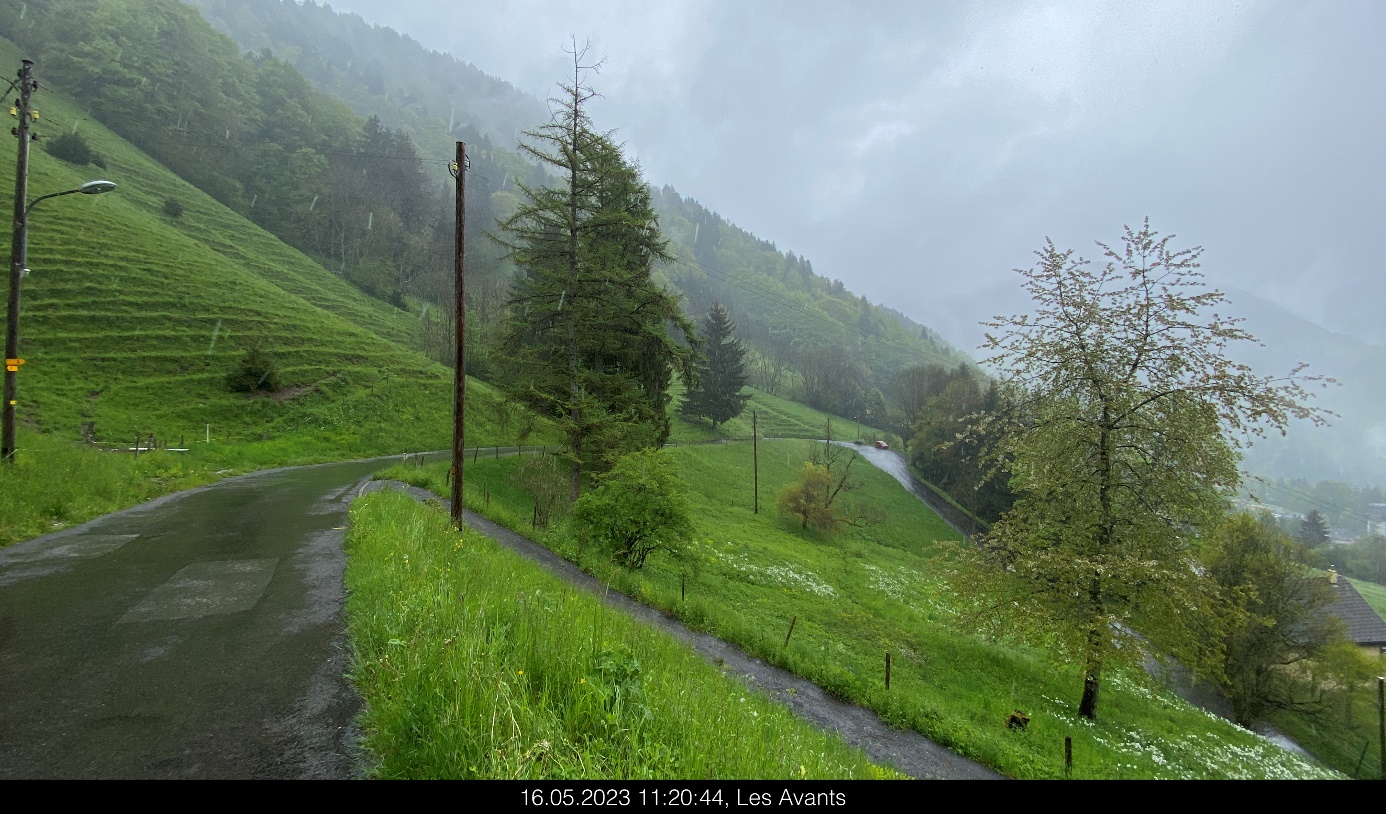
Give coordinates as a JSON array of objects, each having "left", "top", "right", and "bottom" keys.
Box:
[
  {"left": 1, "top": 0, "right": 963, "bottom": 435},
  {"left": 186, "top": 0, "right": 546, "bottom": 159},
  {"left": 179, "top": 0, "right": 965, "bottom": 419}
]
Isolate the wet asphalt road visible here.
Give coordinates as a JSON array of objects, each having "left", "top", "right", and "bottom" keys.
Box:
[
  {"left": 0, "top": 458, "right": 389, "bottom": 779},
  {"left": 838, "top": 442, "right": 987, "bottom": 538}
]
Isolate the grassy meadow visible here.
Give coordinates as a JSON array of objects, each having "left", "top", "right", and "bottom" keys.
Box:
[
  {"left": 0, "top": 31, "right": 565, "bottom": 549},
  {"left": 0, "top": 388, "right": 540, "bottom": 548},
  {"left": 668, "top": 383, "right": 899, "bottom": 446},
  {"left": 378, "top": 438, "right": 1342, "bottom": 779},
  {"left": 343, "top": 489, "right": 899, "bottom": 779}
]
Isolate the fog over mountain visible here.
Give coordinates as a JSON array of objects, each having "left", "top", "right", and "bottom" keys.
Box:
[{"left": 312, "top": 0, "right": 1383, "bottom": 479}]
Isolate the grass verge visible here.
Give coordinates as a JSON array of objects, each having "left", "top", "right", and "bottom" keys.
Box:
[
  {"left": 343, "top": 489, "right": 899, "bottom": 779},
  {"left": 378, "top": 441, "right": 1342, "bottom": 779}
]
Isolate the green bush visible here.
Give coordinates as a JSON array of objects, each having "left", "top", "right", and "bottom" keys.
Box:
[
  {"left": 226, "top": 346, "right": 281, "bottom": 393},
  {"left": 45, "top": 131, "right": 99, "bottom": 166},
  {"left": 162, "top": 197, "right": 184, "bottom": 218},
  {"left": 573, "top": 449, "right": 693, "bottom": 571}
]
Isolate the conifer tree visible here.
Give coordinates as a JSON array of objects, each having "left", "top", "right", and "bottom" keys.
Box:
[
  {"left": 494, "top": 46, "right": 695, "bottom": 499},
  {"left": 681, "top": 303, "right": 750, "bottom": 427},
  {"left": 1297, "top": 510, "right": 1331, "bottom": 548}
]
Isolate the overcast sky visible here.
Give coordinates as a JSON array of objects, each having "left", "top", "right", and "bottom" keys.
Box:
[{"left": 322, "top": 0, "right": 1384, "bottom": 356}]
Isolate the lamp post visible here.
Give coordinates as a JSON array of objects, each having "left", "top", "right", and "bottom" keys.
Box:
[{"left": 3, "top": 178, "right": 118, "bottom": 462}]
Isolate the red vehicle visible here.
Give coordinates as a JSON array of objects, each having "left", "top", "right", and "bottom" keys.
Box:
[{"left": 873, "top": 440, "right": 889, "bottom": 450}]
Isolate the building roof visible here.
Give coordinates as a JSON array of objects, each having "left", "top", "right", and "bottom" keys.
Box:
[{"left": 1324, "top": 578, "right": 1386, "bottom": 647}]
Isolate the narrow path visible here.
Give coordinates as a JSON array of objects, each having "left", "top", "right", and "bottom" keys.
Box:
[{"left": 361, "top": 480, "right": 1002, "bottom": 780}]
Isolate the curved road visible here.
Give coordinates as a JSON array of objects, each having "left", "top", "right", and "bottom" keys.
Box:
[
  {"left": 0, "top": 453, "right": 998, "bottom": 779},
  {"left": 832, "top": 442, "right": 988, "bottom": 539}
]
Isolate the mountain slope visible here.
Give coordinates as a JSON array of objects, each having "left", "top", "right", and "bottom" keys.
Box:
[
  {"left": 181, "top": 0, "right": 964, "bottom": 409},
  {"left": 1224, "top": 286, "right": 1386, "bottom": 485},
  {"left": 0, "top": 33, "right": 464, "bottom": 450}
]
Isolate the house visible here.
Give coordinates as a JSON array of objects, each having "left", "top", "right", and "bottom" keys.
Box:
[
  {"left": 1323, "top": 570, "right": 1386, "bottom": 657},
  {"left": 1367, "top": 504, "right": 1386, "bottom": 536}
]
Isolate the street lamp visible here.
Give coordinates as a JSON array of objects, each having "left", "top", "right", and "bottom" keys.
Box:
[{"left": 3, "top": 179, "right": 117, "bottom": 461}]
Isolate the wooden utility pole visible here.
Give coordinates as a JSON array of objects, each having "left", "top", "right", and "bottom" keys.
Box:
[
  {"left": 752, "top": 409, "right": 758, "bottom": 514},
  {"left": 449, "top": 142, "right": 467, "bottom": 524},
  {"left": 3, "top": 60, "right": 35, "bottom": 463}
]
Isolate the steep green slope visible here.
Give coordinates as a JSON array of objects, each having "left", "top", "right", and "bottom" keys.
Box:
[{"left": 0, "top": 34, "right": 460, "bottom": 449}]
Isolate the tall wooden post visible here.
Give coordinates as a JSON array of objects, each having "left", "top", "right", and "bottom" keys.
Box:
[
  {"left": 752, "top": 409, "right": 759, "bottom": 514},
  {"left": 3, "top": 60, "right": 35, "bottom": 463},
  {"left": 449, "top": 142, "right": 466, "bottom": 525}
]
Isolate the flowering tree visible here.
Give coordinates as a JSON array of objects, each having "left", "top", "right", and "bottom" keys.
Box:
[{"left": 953, "top": 220, "right": 1329, "bottom": 720}]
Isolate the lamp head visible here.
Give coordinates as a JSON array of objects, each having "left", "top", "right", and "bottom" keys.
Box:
[{"left": 79, "top": 180, "right": 116, "bottom": 195}]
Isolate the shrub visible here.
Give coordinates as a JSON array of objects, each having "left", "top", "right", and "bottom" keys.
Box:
[
  {"left": 162, "top": 197, "right": 184, "bottom": 218},
  {"left": 45, "top": 131, "right": 98, "bottom": 166},
  {"left": 226, "top": 346, "right": 281, "bottom": 393},
  {"left": 572, "top": 449, "right": 693, "bottom": 570},
  {"left": 777, "top": 462, "right": 838, "bottom": 532}
]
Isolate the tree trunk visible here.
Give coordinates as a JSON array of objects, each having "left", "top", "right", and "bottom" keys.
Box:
[
  {"left": 1079, "top": 657, "right": 1101, "bottom": 719},
  {"left": 567, "top": 78, "right": 582, "bottom": 504}
]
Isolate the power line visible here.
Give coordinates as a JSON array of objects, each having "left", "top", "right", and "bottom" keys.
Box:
[{"left": 1242, "top": 474, "right": 1374, "bottom": 528}]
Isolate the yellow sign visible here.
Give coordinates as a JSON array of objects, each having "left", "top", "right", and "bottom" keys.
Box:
[
  {"left": 5, "top": 366, "right": 15, "bottom": 373},
  {"left": 5, "top": 359, "right": 23, "bottom": 366}
]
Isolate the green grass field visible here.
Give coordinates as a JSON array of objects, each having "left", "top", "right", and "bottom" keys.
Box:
[
  {"left": 344, "top": 489, "right": 899, "bottom": 779},
  {"left": 667, "top": 383, "right": 898, "bottom": 446},
  {"left": 378, "top": 439, "right": 1339, "bottom": 779}
]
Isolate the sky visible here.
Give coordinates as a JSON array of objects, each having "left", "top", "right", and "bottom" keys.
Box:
[{"left": 320, "top": 0, "right": 1385, "bottom": 358}]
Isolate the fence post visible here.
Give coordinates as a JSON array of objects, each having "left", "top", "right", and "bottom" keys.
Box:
[
  {"left": 1378, "top": 675, "right": 1384, "bottom": 780},
  {"left": 783, "top": 615, "right": 797, "bottom": 647}
]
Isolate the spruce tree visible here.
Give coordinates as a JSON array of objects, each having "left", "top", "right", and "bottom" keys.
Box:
[
  {"left": 495, "top": 47, "right": 695, "bottom": 499},
  {"left": 1297, "top": 510, "right": 1331, "bottom": 548},
  {"left": 681, "top": 302, "right": 750, "bottom": 427}
]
